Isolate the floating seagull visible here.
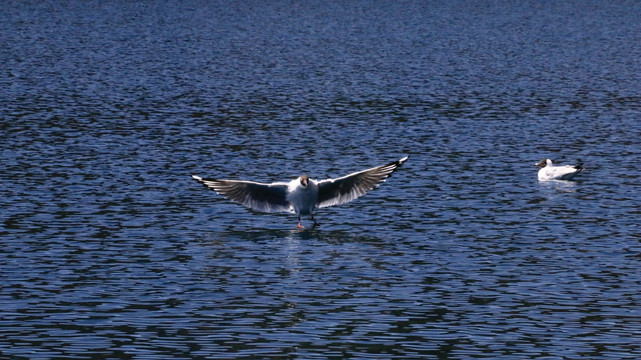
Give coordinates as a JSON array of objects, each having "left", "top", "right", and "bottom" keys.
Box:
[
  {"left": 192, "top": 156, "right": 409, "bottom": 228},
  {"left": 535, "top": 158, "right": 584, "bottom": 181}
]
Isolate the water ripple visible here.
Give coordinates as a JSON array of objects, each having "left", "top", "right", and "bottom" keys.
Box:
[{"left": 3, "top": 0, "right": 641, "bottom": 358}]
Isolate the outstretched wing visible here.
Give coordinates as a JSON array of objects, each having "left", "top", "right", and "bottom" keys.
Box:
[
  {"left": 192, "top": 176, "right": 292, "bottom": 213},
  {"left": 316, "top": 156, "right": 408, "bottom": 208}
]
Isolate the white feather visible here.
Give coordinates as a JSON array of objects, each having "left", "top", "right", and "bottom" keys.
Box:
[{"left": 535, "top": 159, "right": 584, "bottom": 181}]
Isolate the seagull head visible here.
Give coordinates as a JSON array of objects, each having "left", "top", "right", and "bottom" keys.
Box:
[
  {"left": 535, "top": 159, "right": 552, "bottom": 168},
  {"left": 299, "top": 175, "right": 309, "bottom": 187}
]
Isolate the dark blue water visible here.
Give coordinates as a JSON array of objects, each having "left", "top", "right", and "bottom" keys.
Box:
[{"left": 2, "top": 1, "right": 641, "bottom": 358}]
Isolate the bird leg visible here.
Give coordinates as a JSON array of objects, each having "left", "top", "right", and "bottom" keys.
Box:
[
  {"left": 310, "top": 214, "right": 320, "bottom": 228},
  {"left": 296, "top": 215, "right": 304, "bottom": 229}
]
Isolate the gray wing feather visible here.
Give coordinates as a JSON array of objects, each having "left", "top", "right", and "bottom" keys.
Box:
[
  {"left": 192, "top": 176, "right": 292, "bottom": 213},
  {"left": 316, "top": 156, "right": 408, "bottom": 208}
]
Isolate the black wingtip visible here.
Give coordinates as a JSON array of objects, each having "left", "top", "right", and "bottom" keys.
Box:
[
  {"left": 386, "top": 156, "right": 409, "bottom": 168},
  {"left": 378, "top": 156, "right": 409, "bottom": 179},
  {"left": 389, "top": 156, "right": 409, "bottom": 170},
  {"left": 192, "top": 175, "right": 223, "bottom": 190},
  {"left": 192, "top": 175, "right": 222, "bottom": 183}
]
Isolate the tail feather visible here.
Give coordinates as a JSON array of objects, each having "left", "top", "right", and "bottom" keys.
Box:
[{"left": 574, "top": 159, "right": 584, "bottom": 170}]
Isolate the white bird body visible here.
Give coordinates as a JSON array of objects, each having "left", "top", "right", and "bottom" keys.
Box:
[
  {"left": 193, "top": 156, "right": 408, "bottom": 228},
  {"left": 286, "top": 176, "right": 318, "bottom": 216},
  {"left": 535, "top": 158, "right": 584, "bottom": 181}
]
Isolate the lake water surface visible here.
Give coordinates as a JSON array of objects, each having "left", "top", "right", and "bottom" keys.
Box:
[{"left": 2, "top": 1, "right": 641, "bottom": 358}]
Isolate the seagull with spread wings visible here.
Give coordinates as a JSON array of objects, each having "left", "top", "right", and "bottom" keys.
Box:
[{"left": 192, "top": 156, "right": 408, "bottom": 228}]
